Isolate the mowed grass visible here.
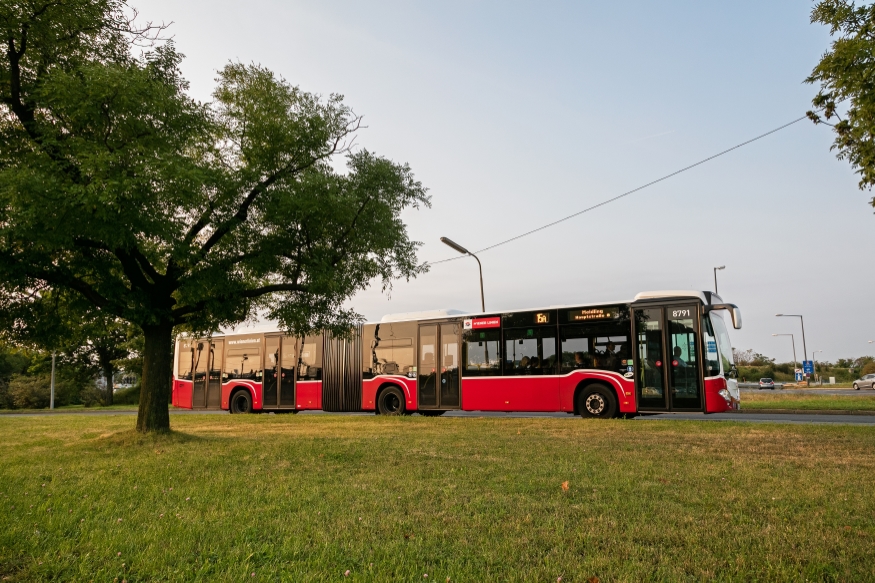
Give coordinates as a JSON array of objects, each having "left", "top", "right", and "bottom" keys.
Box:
[
  {"left": 1, "top": 415, "right": 874, "bottom": 582},
  {"left": 741, "top": 391, "right": 875, "bottom": 411}
]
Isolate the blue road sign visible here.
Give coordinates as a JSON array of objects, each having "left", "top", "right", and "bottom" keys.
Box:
[
  {"left": 795, "top": 371, "right": 804, "bottom": 382},
  {"left": 803, "top": 360, "right": 814, "bottom": 375}
]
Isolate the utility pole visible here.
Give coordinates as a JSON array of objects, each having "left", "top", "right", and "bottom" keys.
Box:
[
  {"left": 50, "top": 352, "right": 56, "bottom": 410},
  {"left": 713, "top": 265, "right": 725, "bottom": 295}
]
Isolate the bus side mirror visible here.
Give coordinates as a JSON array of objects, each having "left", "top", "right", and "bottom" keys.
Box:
[
  {"left": 729, "top": 307, "right": 742, "bottom": 330},
  {"left": 708, "top": 303, "right": 742, "bottom": 330}
]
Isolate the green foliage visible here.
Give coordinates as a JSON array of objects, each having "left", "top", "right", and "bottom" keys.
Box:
[
  {"left": 807, "top": 0, "right": 875, "bottom": 207},
  {"left": 733, "top": 348, "right": 775, "bottom": 366},
  {"left": 7, "top": 374, "right": 50, "bottom": 409},
  {"left": 863, "top": 361, "right": 875, "bottom": 375},
  {"left": 113, "top": 384, "right": 140, "bottom": 405},
  {"left": 0, "top": 2, "right": 430, "bottom": 430}
]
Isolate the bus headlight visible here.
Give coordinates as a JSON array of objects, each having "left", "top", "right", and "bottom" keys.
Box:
[{"left": 718, "top": 388, "right": 732, "bottom": 403}]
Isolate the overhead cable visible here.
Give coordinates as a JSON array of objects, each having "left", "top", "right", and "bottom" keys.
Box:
[{"left": 427, "top": 113, "right": 809, "bottom": 266}]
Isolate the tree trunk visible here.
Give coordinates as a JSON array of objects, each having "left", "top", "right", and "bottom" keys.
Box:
[
  {"left": 97, "top": 347, "right": 115, "bottom": 406},
  {"left": 137, "top": 323, "right": 174, "bottom": 433},
  {"left": 102, "top": 362, "right": 114, "bottom": 406}
]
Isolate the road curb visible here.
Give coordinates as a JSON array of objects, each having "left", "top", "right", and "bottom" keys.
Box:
[{"left": 732, "top": 409, "right": 875, "bottom": 416}]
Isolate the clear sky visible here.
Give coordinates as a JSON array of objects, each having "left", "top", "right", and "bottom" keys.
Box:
[{"left": 137, "top": 0, "right": 875, "bottom": 363}]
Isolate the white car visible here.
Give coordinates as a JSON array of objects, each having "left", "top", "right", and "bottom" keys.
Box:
[{"left": 853, "top": 374, "right": 875, "bottom": 390}]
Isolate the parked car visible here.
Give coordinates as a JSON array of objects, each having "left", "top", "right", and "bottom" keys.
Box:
[
  {"left": 758, "top": 378, "right": 776, "bottom": 390},
  {"left": 853, "top": 374, "right": 875, "bottom": 390}
]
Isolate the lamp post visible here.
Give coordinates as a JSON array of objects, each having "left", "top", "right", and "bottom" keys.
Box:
[
  {"left": 813, "top": 349, "right": 823, "bottom": 385},
  {"left": 776, "top": 314, "right": 808, "bottom": 374},
  {"left": 50, "top": 351, "right": 56, "bottom": 410},
  {"left": 440, "top": 237, "right": 485, "bottom": 312},
  {"left": 713, "top": 266, "right": 725, "bottom": 295},
  {"left": 772, "top": 333, "right": 798, "bottom": 370}
]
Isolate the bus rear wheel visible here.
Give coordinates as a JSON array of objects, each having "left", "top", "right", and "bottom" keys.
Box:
[
  {"left": 230, "top": 390, "right": 253, "bottom": 414},
  {"left": 577, "top": 384, "right": 618, "bottom": 419},
  {"left": 377, "top": 386, "right": 406, "bottom": 416}
]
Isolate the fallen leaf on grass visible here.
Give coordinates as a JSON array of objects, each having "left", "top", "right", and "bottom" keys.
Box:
[
  {"left": 561, "top": 481, "right": 569, "bottom": 491},
  {"left": 588, "top": 577, "right": 600, "bottom": 583},
  {"left": 404, "top": 533, "right": 415, "bottom": 539}
]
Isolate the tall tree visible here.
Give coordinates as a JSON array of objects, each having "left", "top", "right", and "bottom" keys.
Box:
[
  {"left": 0, "top": 2, "right": 430, "bottom": 432},
  {"left": 807, "top": 0, "right": 875, "bottom": 209}
]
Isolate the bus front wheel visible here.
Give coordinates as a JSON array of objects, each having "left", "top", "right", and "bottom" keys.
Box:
[
  {"left": 230, "top": 390, "right": 253, "bottom": 414},
  {"left": 377, "top": 387, "right": 406, "bottom": 416},
  {"left": 577, "top": 384, "right": 618, "bottom": 419}
]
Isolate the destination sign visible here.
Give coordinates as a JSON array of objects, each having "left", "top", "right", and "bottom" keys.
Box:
[{"left": 567, "top": 307, "right": 620, "bottom": 322}]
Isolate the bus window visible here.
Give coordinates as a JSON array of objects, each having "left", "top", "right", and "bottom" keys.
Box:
[
  {"left": 226, "top": 347, "right": 262, "bottom": 381},
  {"left": 298, "top": 335, "right": 323, "bottom": 380},
  {"left": 462, "top": 329, "right": 501, "bottom": 376},
  {"left": 701, "top": 316, "right": 721, "bottom": 377},
  {"left": 560, "top": 323, "right": 630, "bottom": 374},
  {"left": 709, "top": 312, "right": 735, "bottom": 376},
  {"left": 177, "top": 343, "right": 194, "bottom": 380},
  {"left": 503, "top": 328, "right": 557, "bottom": 375},
  {"left": 367, "top": 322, "right": 416, "bottom": 378}
]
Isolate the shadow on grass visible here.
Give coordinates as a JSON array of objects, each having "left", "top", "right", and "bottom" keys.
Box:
[{"left": 97, "top": 428, "right": 204, "bottom": 447}]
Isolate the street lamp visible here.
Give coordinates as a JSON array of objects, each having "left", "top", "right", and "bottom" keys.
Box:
[
  {"left": 713, "top": 266, "right": 725, "bottom": 295},
  {"left": 440, "top": 237, "right": 485, "bottom": 312},
  {"left": 776, "top": 314, "right": 808, "bottom": 374},
  {"left": 772, "top": 333, "right": 798, "bottom": 370},
  {"left": 813, "top": 349, "right": 823, "bottom": 385}
]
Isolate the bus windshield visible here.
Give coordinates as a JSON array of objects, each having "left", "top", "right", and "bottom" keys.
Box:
[{"left": 709, "top": 312, "right": 734, "bottom": 375}]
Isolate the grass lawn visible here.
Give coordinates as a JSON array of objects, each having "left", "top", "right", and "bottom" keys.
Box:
[
  {"left": 1, "top": 414, "right": 874, "bottom": 582},
  {"left": 0, "top": 404, "right": 139, "bottom": 414},
  {"left": 741, "top": 392, "right": 875, "bottom": 411}
]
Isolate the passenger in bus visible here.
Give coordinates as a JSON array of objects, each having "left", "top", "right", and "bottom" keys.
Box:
[
  {"left": 519, "top": 356, "right": 530, "bottom": 373},
  {"left": 673, "top": 346, "right": 687, "bottom": 367},
  {"left": 602, "top": 341, "right": 620, "bottom": 371},
  {"left": 529, "top": 356, "right": 541, "bottom": 373}
]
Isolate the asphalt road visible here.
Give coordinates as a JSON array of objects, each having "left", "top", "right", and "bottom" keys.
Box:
[{"left": 3, "top": 408, "right": 875, "bottom": 425}]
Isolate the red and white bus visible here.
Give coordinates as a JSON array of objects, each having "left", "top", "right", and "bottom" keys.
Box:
[{"left": 172, "top": 290, "right": 742, "bottom": 418}]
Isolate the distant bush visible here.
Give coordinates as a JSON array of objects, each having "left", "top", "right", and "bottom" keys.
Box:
[
  {"left": 863, "top": 362, "right": 875, "bottom": 376},
  {"left": 0, "top": 379, "right": 11, "bottom": 409},
  {"left": 114, "top": 384, "right": 140, "bottom": 405},
  {"left": 8, "top": 374, "right": 51, "bottom": 409},
  {"left": 79, "top": 385, "right": 105, "bottom": 407}
]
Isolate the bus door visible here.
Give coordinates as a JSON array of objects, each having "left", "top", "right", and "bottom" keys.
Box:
[
  {"left": 206, "top": 340, "right": 223, "bottom": 409},
  {"left": 192, "top": 339, "right": 223, "bottom": 409},
  {"left": 418, "top": 322, "right": 461, "bottom": 410},
  {"left": 192, "top": 341, "right": 209, "bottom": 409},
  {"left": 633, "top": 305, "right": 703, "bottom": 411},
  {"left": 264, "top": 335, "right": 297, "bottom": 410}
]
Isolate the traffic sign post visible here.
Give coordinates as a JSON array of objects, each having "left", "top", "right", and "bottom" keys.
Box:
[
  {"left": 795, "top": 369, "right": 804, "bottom": 382},
  {"left": 802, "top": 360, "right": 814, "bottom": 376}
]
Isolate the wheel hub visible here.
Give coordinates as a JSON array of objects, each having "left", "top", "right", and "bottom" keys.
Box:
[{"left": 586, "top": 394, "right": 605, "bottom": 414}]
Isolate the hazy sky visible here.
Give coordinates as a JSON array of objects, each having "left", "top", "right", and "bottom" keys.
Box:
[{"left": 137, "top": 0, "right": 875, "bottom": 362}]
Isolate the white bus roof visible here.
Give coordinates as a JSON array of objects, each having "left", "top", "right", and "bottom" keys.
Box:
[{"left": 380, "top": 290, "right": 720, "bottom": 324}]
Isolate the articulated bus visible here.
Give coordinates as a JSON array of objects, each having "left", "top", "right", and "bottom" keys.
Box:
[{"left": 172, "top": 290, "right": 742, "bottom": 418}]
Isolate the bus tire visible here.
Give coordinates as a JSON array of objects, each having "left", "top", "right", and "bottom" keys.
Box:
[
  {"left": 229, "top": 390, "right": 253, "bottom": 414},
  {"left": 419, "top": 410, "right": 445, "bottom": 417},
  {"left": 577, "top": 384, "right": 618, "bottom": 419},
  {"left": 377, "top": 386, "right": 406, "bottom": 416}
]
